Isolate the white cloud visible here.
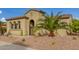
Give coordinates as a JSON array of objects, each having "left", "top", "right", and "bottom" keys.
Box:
[{"left": 0, "top": 17, "right": 6, "bottom": 22}]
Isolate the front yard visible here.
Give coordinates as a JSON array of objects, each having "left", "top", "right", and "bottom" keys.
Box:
[{"left": 0, "top": 35, "right": 79, "bottom": 50}]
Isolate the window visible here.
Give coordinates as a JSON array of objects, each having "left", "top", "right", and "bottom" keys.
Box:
[{"left": 10, "top": 21, "right": 21, "bottom": 29}]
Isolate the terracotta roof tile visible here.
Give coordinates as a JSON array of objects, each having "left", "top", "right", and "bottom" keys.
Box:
[
  {"left": 59, "top": 14, "right": 72, "bottom": 19},
  {"left": 6, "top": 16, "right": 29, "bottom": 21}
]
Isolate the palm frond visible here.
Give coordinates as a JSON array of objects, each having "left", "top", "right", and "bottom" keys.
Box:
[{"left": 34, "top": 11, "right": 66, "bottom": 34}]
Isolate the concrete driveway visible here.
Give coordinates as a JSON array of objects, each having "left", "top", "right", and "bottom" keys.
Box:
[{"left": 0, "top": 41, "right": 33, "bottom": 50}]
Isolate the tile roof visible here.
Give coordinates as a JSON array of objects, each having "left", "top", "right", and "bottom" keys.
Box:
[
  {"left": 6, "top": 16, "right": 29, "bottom": 21},
  {"left": 59, "top": 14, "right": 72, "bottom": 19}
]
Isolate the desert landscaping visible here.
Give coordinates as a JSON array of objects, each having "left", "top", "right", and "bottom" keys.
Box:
[{"left": 0, "top": 35, "right": 79, "bottom": 50}]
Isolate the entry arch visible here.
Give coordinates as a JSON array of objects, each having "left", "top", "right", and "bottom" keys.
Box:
[{"left": 29, "top": 20, "right": 35, "bottom": 35}]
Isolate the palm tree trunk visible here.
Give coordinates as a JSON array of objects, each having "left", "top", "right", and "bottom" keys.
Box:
[{"left": 48, "top": 31, "right": 55, "bottom": 37}]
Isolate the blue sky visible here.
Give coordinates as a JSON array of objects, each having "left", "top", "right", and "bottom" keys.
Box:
[{"left": 0, "top": 8, "right": 79, "bottom": 22}]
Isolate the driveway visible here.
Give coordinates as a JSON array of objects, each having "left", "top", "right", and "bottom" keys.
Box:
[{"left": 0, "top": 41, "right": 33, "bottom": 50}]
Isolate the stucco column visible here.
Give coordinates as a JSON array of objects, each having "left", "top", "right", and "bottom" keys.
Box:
[
  {"left": 7, "top": 21, "right": 10, "bottom": 33},
  {"left": 26, "top": 20, "right": 29, "bottom": 36}
]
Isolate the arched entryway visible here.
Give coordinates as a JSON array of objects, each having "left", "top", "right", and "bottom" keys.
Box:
[{"left": 29, "top": 20, "right": 34, "bottom": 35}]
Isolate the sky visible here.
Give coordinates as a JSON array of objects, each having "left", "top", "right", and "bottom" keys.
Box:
[{"left": 0, "top": 8, "right": 79, "bottom": 22}]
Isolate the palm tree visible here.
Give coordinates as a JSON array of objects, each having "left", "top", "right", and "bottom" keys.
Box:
[{"left": 34, "top": 12, "right": 65, "bottom": 36}]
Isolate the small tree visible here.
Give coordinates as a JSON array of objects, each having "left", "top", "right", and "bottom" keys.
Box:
[{"left": 0, "top": 21, "right": 6, "bottom": 35}]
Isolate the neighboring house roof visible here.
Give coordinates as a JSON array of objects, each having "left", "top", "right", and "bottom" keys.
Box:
[
  {"left": 6, "top": 16, "right": 29, "bottom": 21},
  {"left": 59, "top": 14, "right": 72, "bottom": 19},
  {"left": 0, "top": 24, "right": 6, "bottom": 27}
]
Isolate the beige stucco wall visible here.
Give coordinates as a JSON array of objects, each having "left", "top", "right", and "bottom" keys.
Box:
[
  {"left": 25, "top": 10, "right": 44, "bottom": 26},
  {"left": 60, "top": 15, "right": 72, "bottom": 25},
  {"left": 56, "top": 29, "right": 67, "bottom": 36},
  {"left": 25, "top": 10, "right": 44, "bottom": 35},
  {"left": 7, "top": 18, "right": 28, "bottom": 36},
  {"left": 21, "top": 18, "right": 28, "bottom": 36},
  {"left": 9, "top": 29, "right": 22, "bottom": 36},
  {"left": 7, "top": 21, "right": 10, "bottom": 33}
]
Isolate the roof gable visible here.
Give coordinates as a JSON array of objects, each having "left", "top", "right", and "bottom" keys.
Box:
[{"left": 24, "top": 9, "right": 45, "bottom": 15}]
